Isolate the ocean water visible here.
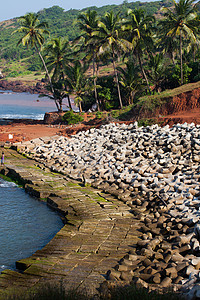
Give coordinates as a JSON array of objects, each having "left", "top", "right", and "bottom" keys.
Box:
[
  {"left": 0, "top": 90, "right": 70, "bottom": 120},
  {"left": 0, "top": 178, "right": 63, "bottom": 272}
]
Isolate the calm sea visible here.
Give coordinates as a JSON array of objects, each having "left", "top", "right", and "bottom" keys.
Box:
[
  {"left": 0, "top": 178, "right": 63, "bottom": 272},
  {"left": 0, "top": 90, "right": 74, "bottom": 120}
]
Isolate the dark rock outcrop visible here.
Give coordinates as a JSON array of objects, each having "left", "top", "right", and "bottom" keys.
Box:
[
  {"left": 0, "top": 79, "right": 48, "bottom": 94},
  {"left": 44, "top": 111, "right": 66, "bottom": 124}
]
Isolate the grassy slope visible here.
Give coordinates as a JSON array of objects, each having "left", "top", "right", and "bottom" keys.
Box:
[
  {"left": 107, "top": 80, "right": 200, "bottom": 122},
  {"left": 137, "top": 81, "right": 200, "bottom": 113}
]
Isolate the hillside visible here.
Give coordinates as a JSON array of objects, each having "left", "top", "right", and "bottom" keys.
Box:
[
  {"left": 0, "top": 0, "right": 173, "bottom": 76},
  {"left": 116, "top": 80, "right": 200, "bottom": 126}
]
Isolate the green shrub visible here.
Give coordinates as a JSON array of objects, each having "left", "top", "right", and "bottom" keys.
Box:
[
  {"left": 28, "top": 64, "right": 42, "bottom": 71},
  {"left": 22, "top": 71, "right": 32, "bottom": 76},
  {"left": 7, "top": 70, "right": 19, "bottom": 77},
  {"left": 138, "top": 118, "right": 156, "bottom": 127},
  {"left": 62, "top": 110, "right": 84, "bottom": 125},
  {"left": 95, "top": 111, "right": 103, "bottom": 119}
]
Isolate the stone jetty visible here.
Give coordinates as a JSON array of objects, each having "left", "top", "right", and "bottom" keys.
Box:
[
  {"left": 0, "top": 148, "right": 140, "bottom": 298},
  {"left": 14, "top": 121, "right": 200, "bottom": 299}
]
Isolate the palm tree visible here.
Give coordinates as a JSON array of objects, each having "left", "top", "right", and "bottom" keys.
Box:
[
  {"left": 64, "top": 61, "right": 92, "bottom": 113},
  {"left": 123, "top": 9, "right": 155, "bottom": 94},
  {"left": 44, "top": 37, "right": 73, "bottom": 110},
  {"left": 158, "top": 33, "right": 178, "bottom": 66},
  {"left": 39, "top": 81, "right": 68, "bottom": 112},
  {"left": 159, "top": 0, "right": 200, "bottom": 85},
  {"left": 76, "top": 10, "right": 100, "bottom": 110},
  {"left": 44, "top": 37, "right": 70, "bottom": 82},
  {"left": 147, "top": 53, "right": 166, "bottom": 93},
  {"left": 117, "top": 59, "right": 143, "bottom": 105},
  {"left": 13, "top": 13, "right": 55, "bottom": 98},
  {"left": 96, "top": 11, "right": 130, "bottom": 109}
]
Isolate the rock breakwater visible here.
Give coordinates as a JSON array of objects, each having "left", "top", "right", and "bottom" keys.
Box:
[{"left": 16, "top": 122, "right": 200, "bottom": 298}]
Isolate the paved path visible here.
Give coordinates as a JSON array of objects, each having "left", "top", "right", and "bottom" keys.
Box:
[{"left": 0, "top": 149, "right": 141, "bottom": 296}]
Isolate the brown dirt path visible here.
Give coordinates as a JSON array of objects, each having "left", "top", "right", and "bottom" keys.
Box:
[{"left": 157, "top": 107, "right": 200, "bottom": 126}]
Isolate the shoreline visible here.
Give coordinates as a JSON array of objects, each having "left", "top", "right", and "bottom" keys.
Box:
[
  {"left": 0, "top": 79, "right": 47, "bottom": 94},
  {"left": 0, "top": 118, "right": 44, "bottom": 125},
  {"left": 0, "top": 148, "right": 137, "bottom": 297},
  {"left": 1, "top": 121, "right": 200, "bottom": 298},
  {"left": 0, "top": 172, "right": 63, "bottom": 274},
  {"left": 13, "top": 121, "right": 200, "bottom": 298}
]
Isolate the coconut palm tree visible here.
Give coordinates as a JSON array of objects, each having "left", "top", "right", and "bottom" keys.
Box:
[
  {"left": 39, "top": 81, "right": 68, "bottom": 112},
  {"left": 44, "top": 37, "right": 70, "bottom": 81},
  {"left": 76, "top": 10, "right": 100, "bottom": 110},
  {"left": 159, "top": 0, "right": 200, "bottom": 85},
  {"left": 147, "top": 53, "right": 166, "bottom": 93},
  {"left": 123, "top": 9, "right": 155, "bottom": 94},
  {"left": 95, "top": 11, "right": 130, "bottom": 109},
  {"left": 158, "top": 33, "right": 178, "bottom": 66},
  {"left": 13, "top": 13, "right": 56, "bottom": 99},
  {"left": 64, "top": 61, "right": 92, "bottom": 113},
  {"left": 117, "top": 59, "right": 143, "bottom": 105},
  {"left": 44, "top": 37, "right": 73, "bottom": 110}
]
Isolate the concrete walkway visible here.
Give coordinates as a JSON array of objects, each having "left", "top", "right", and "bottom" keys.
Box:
[{"left": 0, "top": 149, "right": 141, "bottom": 296}]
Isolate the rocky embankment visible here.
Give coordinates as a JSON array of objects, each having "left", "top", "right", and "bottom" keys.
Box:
[
  {"left": 16, "top": 122, "right": 200, "bottom": 298},
  {"left": 0, "top": 79, "right": 47, "bottom": 94}
]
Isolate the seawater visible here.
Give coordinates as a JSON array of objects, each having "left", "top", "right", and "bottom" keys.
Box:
[
  {"left": 0, "top": 91, "right": 56, "bottom": 120},
  {"left": 0, "top": 178, "right": 63, "bottom": 272}
]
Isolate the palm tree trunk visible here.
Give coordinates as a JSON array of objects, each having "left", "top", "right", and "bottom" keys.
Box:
[
  {"left": 35, "top": 44, "right": 58, "bottom": 106},
  {"left": 79, "top": 101, "right": 82, "bottom": 113},
  {"left": 35, "top": 44, "right": 62, "bottom": 113},
  {"left": 169, "top": 51, "right": 176, "bottom": 66},
  {"left": 138, "top": 52, "right": 151, "bottom": 94},
  {"left": 172, "top": 53, "right": 176, "bottom": 66},
  {"left": 93, "top": 50, "right": 100, "bottom": 111},
  {"left": 67, "top": 94, "right": 72, "bottom": 110},
  {"left": 193, "top": 48, "right": 196, "bottom": 63},
  {"left": 180, "top": 32, "right": 183, "bottom": 85},
  {"left": 63, "top": 68, "right": 72, "bottom": 111},
  {"left": 35, "top": 45, "right": 53, "bottom": 91},
  {"left": 59, "top": 100, "right": 63, "bottom": 112},
  {"left": 53, "top": 100, "right": 59, "bottom": 111},
  {"left": 112, "top": 48, "right": 123, "bottom": 109}
]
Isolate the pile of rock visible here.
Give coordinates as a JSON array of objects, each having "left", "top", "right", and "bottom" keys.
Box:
[
  {"left": 18, "top": 122, "right": 200, "bottom": 297},
  {"left": 25, "top": 122, "right": 200, "bottom": 203},
  {"left": 106, "top": 195, "right": 200, "bottom": 298}
]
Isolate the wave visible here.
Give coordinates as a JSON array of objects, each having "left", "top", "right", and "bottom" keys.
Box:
[
  {"left": 0, "top": 265, "right": 11, "bottom": 271},
  {"left": 0, "top": 181, "right": 17, "bottom": 188},
  {"left": 0, "top": 92, "right": 13, "bottom": 95},
  {"left": 0, "top": 265, "right": 11, "bottom": 269},
  {"left": 0, "top": 114, "right": 44, "bottom": 120},
  {"left": 0, "top": 90, "right": 15, "bottom": 94}
]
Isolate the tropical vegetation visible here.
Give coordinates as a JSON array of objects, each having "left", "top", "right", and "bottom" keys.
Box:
[{"left": 1, "top": 0, "right": 200, "bottom": 112}]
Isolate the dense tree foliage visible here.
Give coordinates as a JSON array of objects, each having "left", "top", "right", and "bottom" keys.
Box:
[
  {"left": 159, "top": 0, "right": 200, "bottom": 85},
  {"left": 1, "top": 0, "right": 200, "bottom": 112},
  {"left": 0, "top": 1, "right": 173, "bottom": 63}
]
